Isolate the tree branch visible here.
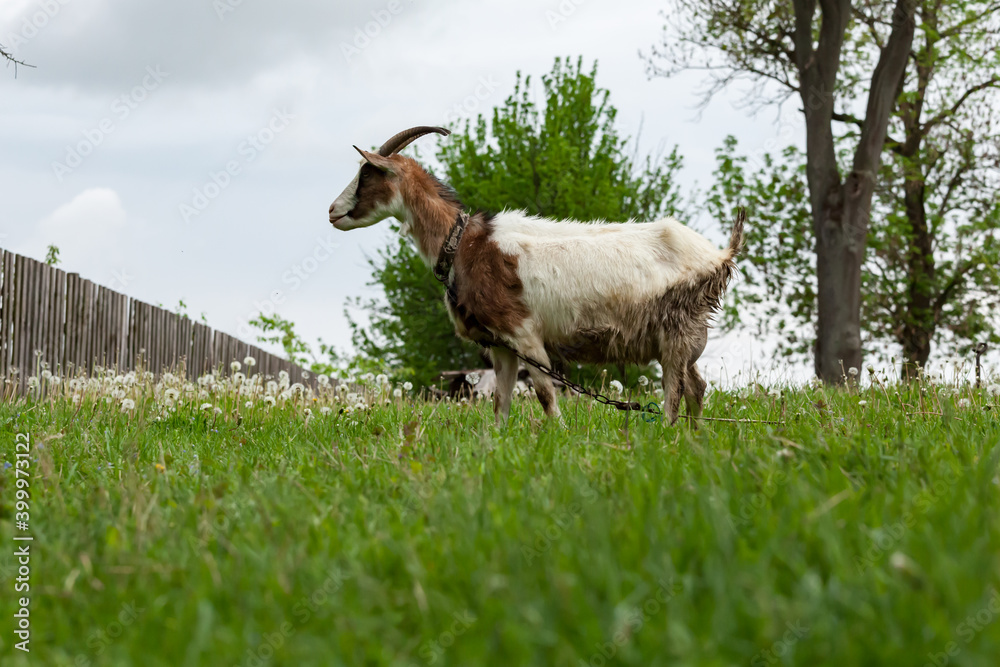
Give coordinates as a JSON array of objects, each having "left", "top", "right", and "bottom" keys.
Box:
[
  {"left": 921, "top": 76, "right": 1000, "bottom": 133},
  {"left": 0, "top": 44, "right": 34, "bottom": 76}
]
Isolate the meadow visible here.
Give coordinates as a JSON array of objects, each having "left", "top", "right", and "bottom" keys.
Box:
[{"left": 1, "top": 363, "right": 1000, "bottom": 666}]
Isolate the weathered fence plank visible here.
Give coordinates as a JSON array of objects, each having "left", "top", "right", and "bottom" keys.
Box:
[{"left": 0, "top": 247, "right": 315, "bottom": 393}]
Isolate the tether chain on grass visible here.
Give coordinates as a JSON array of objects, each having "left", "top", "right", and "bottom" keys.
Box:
[
  {"left": 485, "top": 339, "right": 653, "bottom": 413},
  {"left": 484, "top": 340, "right": 783, "bottom": 425}
]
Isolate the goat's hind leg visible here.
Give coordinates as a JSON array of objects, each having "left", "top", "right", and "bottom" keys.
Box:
[
  {"left": 684, "top": 362, "right": 707, "bottom": 426},
  {"left": 659, "top": 361, "right": 686, "bottom": 426}
]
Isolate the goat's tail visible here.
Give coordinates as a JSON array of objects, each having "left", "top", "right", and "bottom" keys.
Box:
[
  {"left": 693, "top": 207, "right": 746, "bottom": 319},
  {"left": 727, "top": 206, "right": 746, "bottom": 259}
]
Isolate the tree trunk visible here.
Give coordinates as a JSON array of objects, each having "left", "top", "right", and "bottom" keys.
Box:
[
  {"left": 897, "top": 5, "right": 937, "bottom": 379},
  {"left": 803, "top": 0, "right": 917, "bottom": 383},
  {"left": 900, "top": 176, "right": 935, "bottom": 376}
]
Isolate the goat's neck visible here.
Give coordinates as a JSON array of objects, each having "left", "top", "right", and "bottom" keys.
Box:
[{"left": 398, "top": 173, "right": 462, "bottom": 266}]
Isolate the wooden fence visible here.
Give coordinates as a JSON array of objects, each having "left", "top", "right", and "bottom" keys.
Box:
[{"left": 0, "top": 248, "right": 314, "bottom": 393}]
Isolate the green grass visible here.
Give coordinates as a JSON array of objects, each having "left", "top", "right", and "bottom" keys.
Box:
[{"left": 2, "top": 378, "right": 1000, "bottom": 666}]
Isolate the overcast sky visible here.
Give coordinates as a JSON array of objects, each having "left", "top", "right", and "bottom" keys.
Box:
[{"left": 0, "top": 0, "right": 816, "bottom": 385}]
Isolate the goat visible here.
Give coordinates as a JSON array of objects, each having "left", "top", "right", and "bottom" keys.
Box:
[{"left": 329, "top": 126, "right": 744, "bottom": 425}]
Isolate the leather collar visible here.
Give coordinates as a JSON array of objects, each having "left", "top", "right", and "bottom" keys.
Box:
[{"left": 433, "top": 211, "right": 470, "bottom": 285}]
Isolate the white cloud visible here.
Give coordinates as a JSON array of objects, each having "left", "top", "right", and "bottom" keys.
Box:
[{"left": 31, "top": 187, "right": 129, "bottom": 272}]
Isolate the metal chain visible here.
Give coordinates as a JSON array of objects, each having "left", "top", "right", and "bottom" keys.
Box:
[{"left": 485, "top": 340, "right": 662, "bottom": 415}]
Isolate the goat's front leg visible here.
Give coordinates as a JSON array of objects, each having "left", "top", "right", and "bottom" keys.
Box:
[
  {"left": 490, "top": 346, "right": 518, "bottom": 426},
  {"left": 518, "top": 341, "right": 562, "bottom": 421}
]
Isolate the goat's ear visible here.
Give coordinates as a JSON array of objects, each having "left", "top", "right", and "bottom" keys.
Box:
[{"left": 353, "top": 146, "right": 396, "bottom": 174}]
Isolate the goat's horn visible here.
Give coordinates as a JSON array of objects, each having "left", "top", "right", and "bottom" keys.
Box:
[{"left": 377, "top": 126, "right": 451, "bottom": 156}]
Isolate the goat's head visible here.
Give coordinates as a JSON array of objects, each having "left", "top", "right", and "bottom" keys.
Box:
[{"left": 329, "top": 126, "right": 450, "bottom": 230}]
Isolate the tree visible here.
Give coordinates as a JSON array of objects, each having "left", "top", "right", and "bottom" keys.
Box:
[
  {"left": 348, "top": 57, "right": 686, "bottom": 388},
  {"left": 648, "top": 0, "right": 920, "bottom": 382},
  {"left": 865, "top": 1, "right": 1000, "bottom": 371},
  {"left": 702, "top": 3, "right": 1000, "bottom": 373}
]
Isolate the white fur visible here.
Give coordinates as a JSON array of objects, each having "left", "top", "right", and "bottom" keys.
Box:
[
  {"left": 329, "top": 172, "right": 359, "bottom": 221},
  {"left": 488, "top": 210, "right": 729, "bottom": 342}
]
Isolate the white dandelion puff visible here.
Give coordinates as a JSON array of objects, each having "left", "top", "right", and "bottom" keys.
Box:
[
  {"left": 120, "top": 399, "right": 136, "bottom": 412},
  {"left": 466, "top": 372, "right": 481, "bottom": 387},
  {"left": 609, "top": 380, "right": 623, "bottom": 393}
]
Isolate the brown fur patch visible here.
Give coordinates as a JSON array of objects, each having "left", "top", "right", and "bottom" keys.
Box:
[
  {"left": 394, "top": 158, "right": 460, "bottom": 261},
  {"left": 348, "top": 162, "right": 396, "bottom": 221},
  {"left": 450, "top": 214, "right": 529, "bottom": 342}
]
